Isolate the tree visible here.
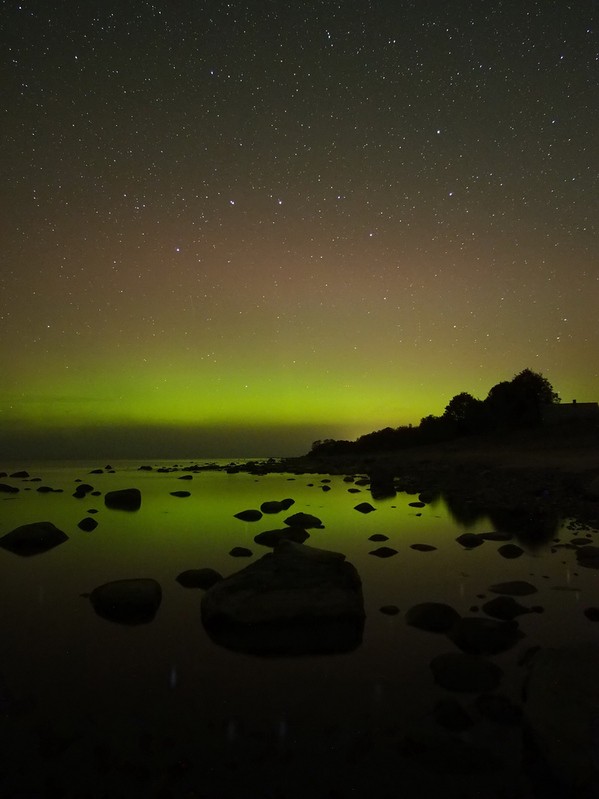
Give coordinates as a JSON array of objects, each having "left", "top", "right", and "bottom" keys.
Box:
[
  {"left": 485, "top": 369, "right": 560, "bottom": 428},
  {"left": 443, "top": 392, "right": 487, "bottom": 434}
]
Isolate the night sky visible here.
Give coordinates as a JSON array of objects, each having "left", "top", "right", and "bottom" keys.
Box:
[{"left": 2, "top": 1, "right": 597, "bottom": 459}]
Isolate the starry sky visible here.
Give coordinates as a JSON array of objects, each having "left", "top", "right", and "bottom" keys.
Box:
[{"left": 1, "top": 1, "right": 597, "bottom": 459}]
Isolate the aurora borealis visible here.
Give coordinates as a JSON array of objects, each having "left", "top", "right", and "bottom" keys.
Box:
[{"left": 1, "top": 1, "right": 597, "bottom": 459}]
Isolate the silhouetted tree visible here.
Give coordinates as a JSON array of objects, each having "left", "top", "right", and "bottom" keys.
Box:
[
  {"left": 485, "top": 369, "right": 560, "bottom": 428},
  {"left": 443, "top": 392, "right": 487, "bottom": 434}
]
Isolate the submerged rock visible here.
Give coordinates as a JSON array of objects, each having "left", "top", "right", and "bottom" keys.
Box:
[
  {"left": 253, "top": 527, "right": 309, "bottom": 547},
  {"left": 176, "top": 568, "right": 223, "bottom": 589},
  {"left": 405, "top": 602, "right": 460, "bottom": 633},
  {"left": 260, "top": 499, "right": 295, "bottom": 514},
  {"left": 482, "top": 596, "right": 532, "bottom": 621},
  {"left": 170, "top": 490, "right": 191, "bottom": 497},
  {"left": 0, "top": 483, "right": 19, "bottom": 494},
  {"left": 368, "top": 546, "right": 398, "bottom": 558},
  {"left": 354, "top": 502, "right": 376, "bottom": 514},
  {"left": 489, "top": 580, "right": 538, "bottom": 596},
  {"left": 455, "top": 533, "right": 485, "bottom": 549},
  {"left": 201, "top": 541, "right": 365, "bottom": 656},
  {"left": 0, "top": 521, "right": 68, "bottom": 556},
  {"left": 104, "top": 488, "right": 141, "bottom": 511},
  {"left": 497, "top": 543, "right": 524, "bottom": 559},
  {"left": 410, "top": 543, "right": 437, "bottom": 552},
  {"left": 283, "top": 512, "right": 323, "bottom": 528},
  {"left": 77, "top": 517, "right": 98, "bottom": 532},
  {"left": 87, "top": 578, "right": 162, "bottom": 624},
  {"left": 234, "top": 509, "right": 263, "bottom": 522}
]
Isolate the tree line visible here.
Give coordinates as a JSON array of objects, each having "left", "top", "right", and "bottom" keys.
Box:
[{"left": 309, "top": 369, "right": 560, "bottom": 457}]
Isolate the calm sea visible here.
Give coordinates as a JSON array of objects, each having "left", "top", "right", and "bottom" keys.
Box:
[{"left": 0, "top": 459, "right": 594, "bottom": 797}]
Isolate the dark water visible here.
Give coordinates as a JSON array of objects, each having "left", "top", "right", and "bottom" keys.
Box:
[{"left": 0, "top": 461, "right": 596, "bottom": 797}]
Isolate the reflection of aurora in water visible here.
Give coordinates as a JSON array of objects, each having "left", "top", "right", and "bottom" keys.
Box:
[{"left": 0, "top": 461, "right": 595, "bottom": 795}]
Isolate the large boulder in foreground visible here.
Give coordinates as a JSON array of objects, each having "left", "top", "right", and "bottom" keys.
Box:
[
  {"left": 0, "top": 521, "right": 68, "bottom": 556},
  {"left": 524, "top": 644, "right": 599, "bottom": 793},
  {"left": 201, "top": 541, "right": 365, "bottom": 655},
  {"left": 87, "top": 578, "right": 162, "bottom": 624},
  {"left": 104, "top": 488, "right": 141, "bottom": 511}
]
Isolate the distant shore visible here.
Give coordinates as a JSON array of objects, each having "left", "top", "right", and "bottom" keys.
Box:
[{"left": 238, "top": 422, "right": 599, "bottom": 525}]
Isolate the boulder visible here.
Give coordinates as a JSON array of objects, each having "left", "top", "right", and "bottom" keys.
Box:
[
  {"left": 0, "top": 521, "right": 68, "bottom": 556},
  {"left": 354, "top": 502, "right": 376, "bottom": 514},
  {"left": 234, "top": 509, "right": 262, "bottom": 522},
  {"left": 254, "top": 527, "right": 309, "bottom": 547},
  {"left": 405, "top": 602, "right": 460, "bottom": 633},
  {"left": 283, "top": 512, "right": 323, "bottom": 528},
  {"left": 104, "top": 488, "right": 141, "bottom": 511},
  {"left": 482, "top": 596, "right": 531, "bottom": 621},
  {"left": 368, "top": 533, "right": 389, "bottom": 541},
  {"left": 260, "top": 499, "right": 295, "bottom": 514},
  {"left": 73, "top": 483, "right": 94, "bottom": 499},
  {"left": 176, "top": 568, "right": 223, "bottom": 589},
  {"left": 229, "top": 546, "right": 253, "bottom": 557},
  {"left": 0, "top": 483, "right": 19, "bottom": 494},
  {"left": 576, "top": 546, "right": 599, "bottom": 569},
  {"left": 368, "top": 546, "right": 398, "bottom": 558},
  {"left": 170, "top": 490, "right": 191, "bottom": 498},
  {"left": 201, "top": 541, "right": 365, "bottom": 655},
  {"left": 87, "top": 578, "right": 161, "bottom": 624},
  {"left": 455, "top": 533, "right": 484, "bottom": 549},
  {"left": 489, "top": 580, "right": 537, "bottom": 596},
  {"left": 497, "top": 543, "right": 524, "bottom": 559},
  {"left": 410, "top": 543, "right": 437, "bottom": 552},
  {"left": 77, "top": 517, "right": 98, "bottom": 532}
]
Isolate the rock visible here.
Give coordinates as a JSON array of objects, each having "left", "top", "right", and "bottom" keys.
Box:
[
  {"left": 178, "top": 474, "right": 193, "bottom": 480},
  {"left": 418, "top": 491, "right": 435, "bottom": 504},
  {"left": 583, "top": 607, "right": 599, "bottom": 621},
  {"left": 405, "top": 602, "right": 460, "bottom": 633},
  {"left": 201, "top": 541, "right": 365, "bottom": 655},
  {"left": 379, "top": 605, "right": 400, "bottom": 615},
  {"left": 260, "top": 499, "right": 294, "bottom": 513},
  {"left": 354, "top": 502, "right": 376, "bottom": 513},
  {"left": 10, "top": 470, "right": 29, "bottom": 478},
  {"left": 489, "top": 580, "right": 538, "bottom": 596},
  {"left": 368, "top": 546, "right": 398, "bottom": 558},
  {"left": 410, "top": 543, "right": 437, "bottom": 551},
  {"left": 176, "top": 568, "right": 223, "bottom": 589},
  {"left": 229, "top": 547, "right": 253, "bottom": 557},
  {"left": 254, "top": 527, "right": 309, "bottom": 547},
  {"left": 482, "top": 596, "right": 531, "bottom": 621},
  {"left": 368, "top": 533, "right": 389, "bottom": 541},
  {"left": 138, "top": 465, "right": 153, "bottom": 471},
  {"left": 104, "top": 488, "right": 141, "bottom": 511},
  {"left": 77, "top": 517, "right": 98, "bottom": 532},
  {"left": 170, "top": 490, "right": 191, "bottom": 497},
  {"left": 234, "top": 509, "right": 263, "bottom": 522},
  {"left": 430, "top": 652, "right": 503, "bottom": 693},
  {"left": 87, "top": 578, "right": 161, "bottom": 624},
  {"left": 36, "top": 485, "right": 60, "bottom": 493},
  {"left": 524, "top": 643, "right": 599, "bottom": 792},
  {"left": 478, "top": 531, "right": 513, "bottom": 541},
  {"left": 347, "top": 488, "right": 361, "bottom": 493},
  {"left": 369, "top": 475, "right": 396, "bottom": 500},
  {"left": 0, "top": 521, "right": 68, "bottom": 556},
  {"left": 455, "top": 533, "right": 484, "bottom": 548},
  {"left": 497, "top": 543, "right": 524, "bottom": 559},
  {"left": 73, "top": 483, "right": 94, "bottom": 498},
  {"left": 283, "top": 512, "right": 323, "bottom": 528},
  {"left": 447, "top": 617, "right": 524, "bottom": 655},
  {"left": 576, "top": 546, "right": 599, "bottom": 569},
  {"left": 0, "top": 483, "right": 19, "bottom": 494},
  {"left": 408, "top": 501, "right": 425, "bottom": 508}
]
